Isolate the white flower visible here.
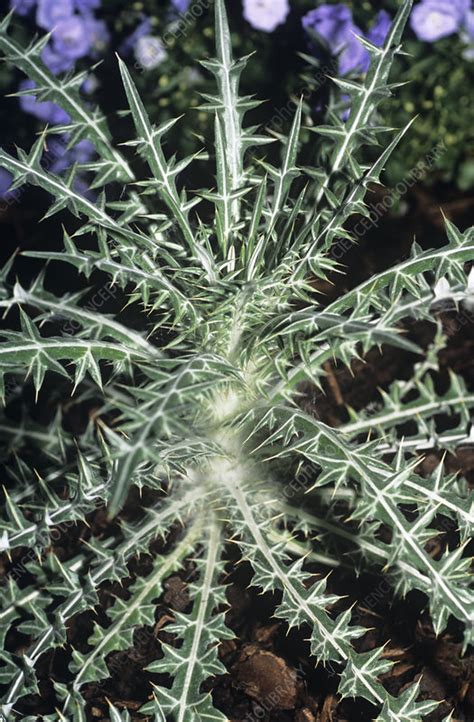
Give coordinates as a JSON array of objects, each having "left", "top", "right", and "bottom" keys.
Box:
[
  {"left": 0, "top": 530, "right": 9, "bottom": 553},
  {"left": 134, "top": 35, "right": 167, "bottom": 70},
  {"left": 465, "top": 266, "right": 474, "bottom": 311},
  {"left": 433, "top": 277, "right": 451, "bottom": 299},
  {"left": 468, "top": 266, "right": 474, "bottom": 292},
  {"left": 243, "top": 0, "right": 290, "bottom": 33}
]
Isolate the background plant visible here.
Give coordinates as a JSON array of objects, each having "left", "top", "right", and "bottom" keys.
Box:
[
  {"left": 0, "top": 0, "right": 473, "bottom": 720},
  {"left": 2, "top": 0, "right": 473, "bottom": 198}
]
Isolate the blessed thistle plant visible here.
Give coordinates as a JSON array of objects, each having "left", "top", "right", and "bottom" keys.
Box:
[{"left": 0, "top": 0, "right": 473, "bottom": 719}]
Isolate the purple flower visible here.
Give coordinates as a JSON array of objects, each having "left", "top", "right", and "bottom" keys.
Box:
[
  {"left": 49, "top": 137, "right": 95, "bottom": 174},
  {"left": 466, "top": 8, "right": 474, "bottom": 36},
  {"left": 18, "top": 79, "right": 70, "bottom": 125},
  {"left": 303, "top": 4, "right": 394, "bottom": 75},
  {"left": 339, "top": 93, "right": 351, "bottom": 120},
  {"left": 9, "top": 0, "right": 36, "bottom": 16},
  {"left": 120, "top": 16, "right": 152, "bottom": 56},
  {"left": 0, "top": 168, "right": 13, "bottom": 200},
  {"left": 462, "top": 10, "right": 474, "bottom": 43},
  {"left": 410, "top": 0, "right": 470, "bottom": 42},
  {"left": 74, "top": 138, "right": 95, "bottom": 163},
  {"left": 82, "top": 16, "right": 110, "bottom": 57},
  {"left": 44, "top": 137, "right": 69, "bottom": 174},
  {"left": 41, "top": 43, "right": 75, "bottom": 74},
  {"left": 171, "top": 0, "right": 190, "bottom": 12},
  {"left": 44, "top": 137, "right": 95, "bottom": 198},
  {"left": 303, "top": 4, "right": 351, "bottom": 33},
  {"left": 461, "top": 9, "right": 474, "bottom": 57},
  {"left": 52, "top": 16, "right": 91, "bottom": 60},
  {"left": 134, "top": 36, "right": 167, "bottom": 70},
  {"left": 81, "top": 74, "right": 99, "bottom": 94},
  {"left": 72, "top": 176, "right": 95, "bottom": 200},
  {"left": 36, "top": 0, "right": 74, "bottom": 31},
  {"left": 302, "top": 4, "right": 369, "bottom": 74},
  {"left": 74, "top": 0, "right": 100, "bottom": 11},
  {"left": 367, "top": 10, "right": 392, "bottom": 47},
  {"left": 243, "top": 0, "right": 290, "bottom": 33}
]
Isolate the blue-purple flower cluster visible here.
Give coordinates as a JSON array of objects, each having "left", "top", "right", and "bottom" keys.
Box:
[
  {"left": 3, "top": 0, "right": 110, "bottom": 200},
  {"left": 9, "top": 0, "right": 109, "bottom": 125},
  {"left": 0, "top": 134, "right": 95, "bottom": 206},
  {"left": 11, "top": 0, "right": 109, "bottom": 76},
  {"left": 302, "top": 4, "right": 391, "bottom": 75},
  {"left": 3, "top": 0, "right": 195, "bottom": 201},
  {"left": 242, "top": 1, "right": 473, "bottom": 65},
  {"left": 4, "top": 0, "right": 472, "bottom": 201}
]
